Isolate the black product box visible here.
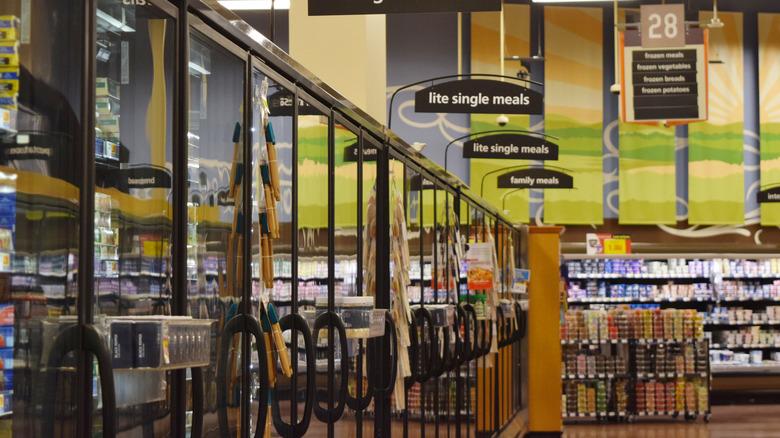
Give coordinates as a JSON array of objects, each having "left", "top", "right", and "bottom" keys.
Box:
[
  {"left": 109, "top": 321, "right": 134, "bottom": 369},
  {"left": 134, "top": 321, "right": 161, "bottom": 368}
]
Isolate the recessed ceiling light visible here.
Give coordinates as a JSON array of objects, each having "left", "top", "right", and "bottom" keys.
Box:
[{"left": 218, "top": 0, "right": 290, "bottom": 10}]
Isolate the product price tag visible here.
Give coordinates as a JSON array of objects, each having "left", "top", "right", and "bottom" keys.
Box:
[{"left": 604, "top": 239, "right": 628, "bottom": 254}]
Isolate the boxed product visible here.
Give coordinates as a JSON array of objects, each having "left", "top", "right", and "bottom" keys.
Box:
[
  {"left": 0, "top": 326, "right": 12, "bottom": 348},
  {"left": 0, "top": 92, "right": 16, "bottom": 111},
  {"left": 0, "top": 348, "right": 11, "bottom": 370},
  {"left": 0, "top": 16, "right": 20, "bottom": 41},
  {"left": 0, "top": 303, "right": 13, "bottom": 325},
  {"left": 103, "top": 140, "right": 119, "bottom": 160},
  {"left": 134, "top": 320, "right": 162, "bottom": 368},
  {"left": 0, "top": 41, "right": 18, "bottom": 67},
  {"left": 0, "top": 68, "right": 18, "bottom": 93},
  {"left": 108, "top": 320, "right": 134, "bottom": 369},
  {"left": 97, "top": 115, "right": 120, "bottom": 133},
  {"left": 96, "top": 77, "right": 120, "bottom": 99},
  {"left": 95, "top": 97, "right": 117, "bottom": 116}
]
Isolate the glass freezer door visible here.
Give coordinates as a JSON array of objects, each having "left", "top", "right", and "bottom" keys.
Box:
[
  {"left": 188, "top": 26, "right": 248, "bottom": 438},
  {"left": 0, "top": 0, "right": 84, "bottom": 436},
  {"left": 92, "top": 0, "right": 178, "bottom": 436}
]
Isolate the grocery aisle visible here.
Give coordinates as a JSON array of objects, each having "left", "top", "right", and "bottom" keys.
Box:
[{"left": 564, "top": 405, "right": 780, "bottom": 438}]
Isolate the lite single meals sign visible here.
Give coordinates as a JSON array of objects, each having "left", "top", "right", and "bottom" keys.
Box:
[
  {"left": 462, "top": 133, "right": 558, "bottom": 160},
  {"left": 415, "top": 79, "right": 543, "bottom": 115}
]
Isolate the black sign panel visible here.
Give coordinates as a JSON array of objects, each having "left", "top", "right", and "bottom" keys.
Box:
[
  {"left": 0, "top": 133, "right": 79, "bottom": 186},
  {"left": 632, "top": 48, "right": 699, "bottom": 121},
  {"left": 268, "top": 89, "right": 319, "bottom": 117},
  {"left": 622, "top": 28, "right": 706, "bottom": 123},
  {"left": 408, "top": 175, "right": 436, "bottom": 191},
  {"left": 308, "top": 0, "right": 500, "bottom": 16},
  {"left": 758, "top": 187, "right": 780, "bottom": 203},
  {"left": 343, "top": 142, "right": 378, "bottom": 162},
  {"left": 415, "top": 79, "right": 543, "bottom": 115},
  {"left": 115, "top": 166, "right": 172, "bottom": 191},
  {"left": 496, "top": 168, "right": 573, "bottom": 189},
  {"left": 463, "top": 134, "right": 558, "bottom": 161}
]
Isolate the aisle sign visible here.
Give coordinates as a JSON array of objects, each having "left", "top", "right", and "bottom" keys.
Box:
[
  {"left": 462, "top": 133, "right": 558, "bottom": 160},
  {"left": 620, "top": 27, "right": 708, "bottom": 123},
  {"left": 308, "top": 0, "right": 500, "bottom": 16},
  {"left": 343, "top": 142, "right": 378, "bottom": 162},
  {"left": 641, "top": 4, "right": 685, "bottom": 48},
  {"left": 496, "top": 168, "right": 573, "bottom": 189},
  {"left": 757, "top": 186, "right": 780, "bottom": 203},
  {"left": 415, "top": 79, "right": 543, "bottom": 115},
  {"left": 586, "top": 233, "right": 632, "bottom": 255}
]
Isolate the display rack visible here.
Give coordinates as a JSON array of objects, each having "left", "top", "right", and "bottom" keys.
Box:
[
  {"left": 565, "top": 255, "right": 780, "bottom": 393},
  {"left": 560, "top": 306, "right": 711, "bottom": 422}
]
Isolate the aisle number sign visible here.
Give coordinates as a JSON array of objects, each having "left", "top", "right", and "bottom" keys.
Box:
[
  {"left": 586, "top": 233, "right": 632, "bottom": 255},
  {"left": 620, "top": 6, "right": 709, "bottom": 124},
  {"left": 641, "top": 4, "right": 685, "bottom": 48}
]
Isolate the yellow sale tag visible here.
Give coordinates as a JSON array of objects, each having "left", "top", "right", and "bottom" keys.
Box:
[{"left": 604, "top": 239, "right": 628, "bottom": 254}]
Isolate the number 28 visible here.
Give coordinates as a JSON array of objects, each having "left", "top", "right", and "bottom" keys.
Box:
[{"left": 648, "top": 12, "right": 678, "bottom": 39}]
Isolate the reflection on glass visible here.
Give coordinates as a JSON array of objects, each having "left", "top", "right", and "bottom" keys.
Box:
[
  {"left": 332, "top": 122, "right": 363, "bottom": 435},
  {"left": 296, "top": 104, "right": 333, "bottom": 434},
  {"left": 188, "top": 30, "right": 245, "bottom": 438},
  {"left": 0, "top": 0, "right": 83, "bottom": 435},
  {"left": 251, "top": 69, "right": 295, "bottom": 438},
  {"left": 420, "top": 180, "right": 434, "bottom": 305},
  {"left": 92, "top": 1, "right": 177, "bottom": 435}
]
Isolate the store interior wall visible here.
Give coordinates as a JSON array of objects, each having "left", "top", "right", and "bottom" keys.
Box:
[
  {"left": 385, "top": 13, "right": 470, "bottom": 184},
  {"left": 289, "top": 0, "right": 387, "bottom": 124},
  {"left": 378, "top": 1, "right": 780, "bottom": 251},
  {"left": 271, "top": 1, "right": 780, "bottom": 249}
]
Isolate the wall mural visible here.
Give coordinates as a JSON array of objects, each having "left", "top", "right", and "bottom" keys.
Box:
[
  {"left": 543, "top": 6, "right": 604, "bottom": 225},
  {"left": 618, "top": 121, "right": 676, "bottom": 224},
  {"left": 759, "top": 12, "right": 780, "bottom": 225},
  {"left": 384, "top": 6, "right": 780, "bottom": 250},
  {"left": 470, "top": 5, "right": 531, "bottom": 224},
  {"left": 688, "top": 11, "right": 745, "bottom": 225}
]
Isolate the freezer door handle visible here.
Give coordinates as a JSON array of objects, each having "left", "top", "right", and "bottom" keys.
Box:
[
  {"left": 497, "top": 304, "right": 507, "bottom": 348},
  {"left": 370, "top": 310, "right": 397, "bottom": 398},
  {"left": 216, "top": 314, "right": 269, "bottom": 438},
  {"left": 514, "top": 301, "right": 527, "bottom": 341},
  {"left": 463, "top": 304, "right": 478, "bottom": 362},
  {"left": 271, "top": 313, "right": 314, "bottom": 438},
  {"left": 42, "top": 324, "right": 118, "bottom": 438},
  {"left": 444, "top": 306, "right": 466, "bottom": 372},
  {"left": 312, "top": 311, "right": 349, "bottom": 424},
  {"left": 190, "top": 366, "right": 204, "bottom": 438},
  {"left": 413, "top": 306, "right": 435, "bottom": 383},
  {"left": 403, "top": 315, "right": 419, "bottom": 391}
]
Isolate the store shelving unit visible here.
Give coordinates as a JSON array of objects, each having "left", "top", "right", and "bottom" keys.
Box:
[{"left": 565, "top": 254, "right": 780, "bottom": 400}]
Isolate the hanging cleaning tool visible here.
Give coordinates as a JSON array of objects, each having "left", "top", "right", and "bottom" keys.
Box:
[
  {"left": 261, "top": 163, "right": 279, "bottom": 238},
  {"left": 267, "top": 302, "right": 292, "bottom": 378},
  {"left": 265, "top": 121, "right": 281, "bottom": 201},
  {"left": 228, "top": 122, "right": 242, "bottom": 199},
  {"left": 260, "top": 302, "right": 277, "bottom": 388},
  {"left": 260, "top": 213, "right": 275, "bottom": 289}
]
